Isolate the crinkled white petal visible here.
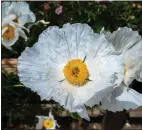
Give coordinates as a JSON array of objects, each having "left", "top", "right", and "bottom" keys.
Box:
[
  {"left": 36, "top": 116, "right": 44, "bottom": 129},
  {"left": 106, "top": 27, "right": 141, "bottom": 53},
  {"left": 124, "top": 40, "right": 142, "bottom": 86},
  {"left": 18, "top": 23, "right": 124, "bottom": 120},
  {"left": 100, "top": 27, "right": 104, "bottom": 34},
  {"left": 102, "top": 83, "right": 142, "bottom": 112},
  {"left": 2, "top": 14, "right": 17, "bottom": 26},
  {"left": 2, "top": 2, "right": 11, "bottom": 19},
  {"left": 18, "top": 13, "right": 36, "bottom": 25},
  {"left": 8, "top": 2, "right": 30, "bottom": 14},
  {"left": 49, "top": 111, "right": 54, "bottom": 120},
  {"left": 77, "top": 106, "right": 90, "bottom": 121},
  {"left": 38, "top": 23, "right": 96, "bottom": 62},
  {"left": 18, "top": 28, "right": 27, "bottom": 41},
  {"left": 6, "top": 2, "right": 36, "bottom": 25},
  {"left": 18, "top": 46, "right": 63, "bottom": 101}
]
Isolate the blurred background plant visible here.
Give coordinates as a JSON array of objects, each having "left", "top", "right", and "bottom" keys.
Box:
[
  {"left": 2, "top": 1, "right": 142, "bottom": 130},
  {"left": 2, "top": 1, "right": 142, "bottom": 58}
]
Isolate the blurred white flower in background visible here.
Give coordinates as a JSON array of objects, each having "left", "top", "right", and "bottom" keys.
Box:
[
  {"left": 36, "top": 111, "right": 60, "bottom": 129},
  {"left": 18, "top": 23, "right": 124, "bottom": 121},
  {"left": 2, "top": 2, "right": 36, "bottom": 50},
  {"left": 101, "top": 27, "right": 142, "bottom": 111},
  {"left": 2, "top": 2, "right": 35, "bottom": 26},
  {"left": 2, "top": 21, "right": 27, "bottom": 50}
]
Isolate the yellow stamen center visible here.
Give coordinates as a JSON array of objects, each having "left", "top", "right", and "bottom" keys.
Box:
[
  {"left": 43, "top": 119, "right": 54, "bottom": 129},
  {"left": 2, "top": 24, "right": 15, "bottom": 40},
  {"left": 63, "top": 59, "right": 89, "bottom": 86}
]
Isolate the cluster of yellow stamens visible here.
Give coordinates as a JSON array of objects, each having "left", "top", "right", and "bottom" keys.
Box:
[
  {"left": 2, "top": 24, "right": 15, "bottom": 40},
  {"left": 43, "top": 119, "right": 54, "bottom": 129},
  {"left": 63, "top": 59, "right": 89, "bottom": 86},
  {"left": 2, "top": 19, "right": 18, "bottom": 40}
]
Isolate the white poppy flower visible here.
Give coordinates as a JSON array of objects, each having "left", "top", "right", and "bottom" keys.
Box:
[
  {"left": 2, "top": 2, "right": 36, "bottom": 26},
  {"left": 18, "top": 23, "right": 124, "bottom": 120},
  {"left": 36, "top": 111, "right": 59, "bottom": 129},
  {"left": 102, "top": 27, "right": 142, "bottom": 112},
  {"left": 2, "top": 2, "right": 36, "bottom": 49},
  {"left": 2, "top": 21, "right": 27, "bottom": 49}
]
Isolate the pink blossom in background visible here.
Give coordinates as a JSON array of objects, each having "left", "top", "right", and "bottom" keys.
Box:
[{"left": 55, "top": 5, "right": 63, "bottom": 15}]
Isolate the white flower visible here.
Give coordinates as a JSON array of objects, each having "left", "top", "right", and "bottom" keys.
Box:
[
  {"left": 101, "top": 27, "right": 142, "bottom": 112},
  {"left": 2, "top": 2, "right": 36, "bottom": 26},
  {"left": 2, "top": 21, "right": 27, "bottom": 50},
  {"left": 18, "top": 23, "right": 124, "bottom": 121},
  {"left": 2, "top": 2, "right": 36, "bottom": 49},
  {"left": 36, "top": 111, "right": 59, "bottom": 129}
]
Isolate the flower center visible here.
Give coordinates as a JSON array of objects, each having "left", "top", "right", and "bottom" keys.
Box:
[
  {"left": 43, "top": 119, "right": 54, "bottom": 129},
  {"left": 2, "top": 24, "right": 15, "bottom": 40},
  {"left": 63, "top": 59, "right": 89, "bottom": 86}
]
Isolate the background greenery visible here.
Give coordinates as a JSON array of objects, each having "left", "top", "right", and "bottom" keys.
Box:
[
  {"left": 2, "top": 1, "right": 142, "bottom": 58},
  {"left": 2, "top": 1, "right": 142, "bottom": 129}
]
